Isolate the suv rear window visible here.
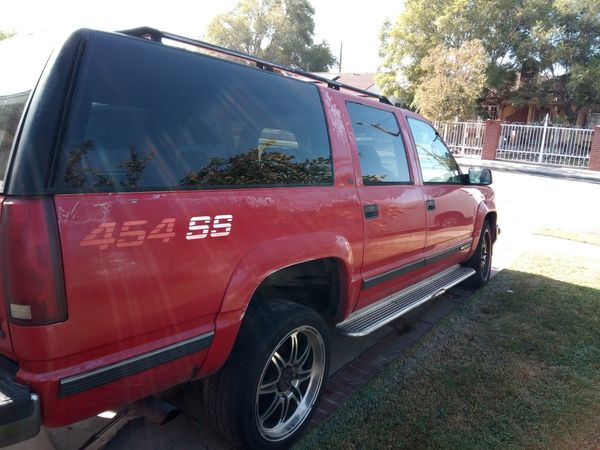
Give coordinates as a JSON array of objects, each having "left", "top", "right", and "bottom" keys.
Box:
[
  {"left": 59, "top": 33, "right": 333, "bottom": 192},
  {"left": 0, "top": 35, "right": 52, "bottom": 188}
]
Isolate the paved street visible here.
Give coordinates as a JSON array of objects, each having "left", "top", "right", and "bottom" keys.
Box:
[
  {"left": 11, "top": 164, "right": 600, "bottom": 450},
  {"left": 489, "top": 169, "right": 600, "bottom": 270}
]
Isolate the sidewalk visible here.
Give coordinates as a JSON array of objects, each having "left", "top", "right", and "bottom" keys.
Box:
[{"left": 456, "top": 157, "right": 600, "bottom": 184}]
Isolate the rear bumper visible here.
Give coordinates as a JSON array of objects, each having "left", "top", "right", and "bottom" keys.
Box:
[
  {"left": 0, "top": 365, "right": 41, "bottom": 447},
  {"left": 16, "top": 327, "right": 214, "bottom": 428}
]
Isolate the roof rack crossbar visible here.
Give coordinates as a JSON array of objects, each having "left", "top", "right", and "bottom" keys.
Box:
[{"left": 119, "top": 27, "right": 392, "bottom": 105}]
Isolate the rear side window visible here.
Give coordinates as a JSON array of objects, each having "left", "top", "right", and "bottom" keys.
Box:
[
  {"left": 346, "top": 102, "right": 410, "bottom": 185},
  {"left": 59, "top": 33, "right": 332, "bottom": 192}
]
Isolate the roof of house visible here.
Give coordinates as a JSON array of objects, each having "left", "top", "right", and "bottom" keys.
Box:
[{"left": 312, "top": 72, "right": 380, "bottom": 94}]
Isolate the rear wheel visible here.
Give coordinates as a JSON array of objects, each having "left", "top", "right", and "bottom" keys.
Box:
[
  {"left": 464, "top": 222, "right": 493, "bottom": 288},
  {"left": 203, "top": 299, "right": 330, "bottom": 449}
]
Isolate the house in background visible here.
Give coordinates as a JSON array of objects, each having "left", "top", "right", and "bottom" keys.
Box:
[
  {"left": 481, "top": 98, "right": 598, "bottom": 127},
  {"left": 313, "top": 72, "right": 600, "bottom": 129},
  {"left": 312, "top": 72, "right": 380, "bottom": 94},
  {"left": 481, "top": 72, "right": 599, "bottom": 128}
]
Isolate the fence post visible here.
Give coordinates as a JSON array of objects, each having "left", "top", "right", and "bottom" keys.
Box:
[
  {"left": 589, "top": 126, "right": 600, "bottom": 171},
  {"left": 481, "top": 120, "right": 503, "bottom": 160},
  {"left": 460, "top": 122, "right": 468, "bottom": 155},
  {"left": 537, "top": 115, "right": 549, "bottom": 163}
]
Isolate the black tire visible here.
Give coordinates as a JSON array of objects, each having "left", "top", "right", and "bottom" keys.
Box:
[
  {"left": 203, "top": 299, "right": 330, "bottom": 449},
  {"left": 464, "top": 222, "right": 493, "bottom": 289}
]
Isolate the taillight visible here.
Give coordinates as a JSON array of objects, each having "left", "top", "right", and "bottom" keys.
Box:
[{"left": 0, "top": 197, "right": 67, "bottom": 325}]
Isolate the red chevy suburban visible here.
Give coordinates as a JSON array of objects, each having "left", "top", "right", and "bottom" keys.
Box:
[{"left": 0, "top": 27, "right": 498, "bottom": 449}]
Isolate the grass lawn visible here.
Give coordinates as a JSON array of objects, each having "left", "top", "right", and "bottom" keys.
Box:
[
  {"left": 297, "top": 240, "right": 600, "bottom": 449},
  {"left": 535, "top": 227, "right": 600, "bottom": 247}
]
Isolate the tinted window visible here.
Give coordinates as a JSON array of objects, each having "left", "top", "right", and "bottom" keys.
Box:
[
  {"left": 59, "top": 33, "right": 332, "bottom": 191},
  {"left": 346, "top": 102, "right": 410, "bottom": 184},
  {"left": 407, "top": 118, "right": 461, "bottom": 183}
]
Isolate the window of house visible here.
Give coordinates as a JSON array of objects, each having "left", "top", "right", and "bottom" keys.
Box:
[
  {"left": 346, "top": 102, "right": 411, "bottom": 185},
  {"left": 485, "top": 105, "right": 499, "bottom": 120},
  {"left": 407, "top": 118, "right": 461, "bottom": 184},
  {"left": 58, "top": 34, "right": 333, "bottom": 191}
]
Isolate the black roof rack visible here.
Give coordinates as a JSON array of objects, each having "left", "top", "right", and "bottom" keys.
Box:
[{"left": 119, "top": 26, "right": 392, "bottom": 106}]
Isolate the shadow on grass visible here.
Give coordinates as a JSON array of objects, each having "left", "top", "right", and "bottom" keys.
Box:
[{"left": 296, "top": 268, "right": 600, "bottom": 450}]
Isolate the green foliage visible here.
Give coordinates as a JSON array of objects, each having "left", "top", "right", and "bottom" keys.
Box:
[
  {"left": 378, "top": 0, "right": 600, "bottom": 123},
  {"left": 297, "top": 246, "right": 600, "bottom": 449},
  {"left": 180, "top": 148, "right": 332, "bottom": 186},
  {"left": 206, "top": 0, "right": 336, "bottom": 71},
  {"left": 119, "top": 147, "right": 154, "bottom": 188},
  {"left": 412, "top": 40, "right": 487, "bottom": 121},
  {"left": 378, "top": 0, "right": 520, "bottom": 102},
  {"left": 64, "top": 140, "right": 332, "bottom": 188},
  {"left": 515, "top": 0, "right": 600, "bottom": 122},
  {"left": 64, "top": 141, "right": 155, "bottom": 189},
  {"left": 0, "top": 30, "right": 15, "bottom": 41}
]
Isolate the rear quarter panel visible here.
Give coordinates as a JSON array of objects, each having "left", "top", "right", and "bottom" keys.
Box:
[
  {"left": 19, "top": 186, "right": 362, "bottom": 366},
  {"left": 0, "top": 195, "right": 14, "bottom": 357}
]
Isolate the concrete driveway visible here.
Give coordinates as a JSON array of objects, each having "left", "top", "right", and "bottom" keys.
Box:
[{"left": 10, "top": 167, "right": 600, "bottom": 450}]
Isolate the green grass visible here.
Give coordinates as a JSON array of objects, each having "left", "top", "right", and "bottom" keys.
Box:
[
  {"left": 296, "top": 242, "right": 600, "bottom": 449},
  {"left": 534, "top": 227, "right": 600, "bottom": 247}
]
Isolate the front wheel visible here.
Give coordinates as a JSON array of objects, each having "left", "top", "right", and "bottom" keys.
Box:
[
  {"left": 203, "top": 299, "right": 330, "bottom": 449},
  {"left": 464, "top": 222, "right": 493, "bottom": 288}
]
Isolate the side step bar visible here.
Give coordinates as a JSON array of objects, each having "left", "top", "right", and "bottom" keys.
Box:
[{"left": 336, "top": 265, "right": 475, "bottom": 337}]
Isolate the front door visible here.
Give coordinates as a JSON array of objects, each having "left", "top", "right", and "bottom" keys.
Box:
[{"left": 406, "top": 117, "right": 476, "bottom": 256}]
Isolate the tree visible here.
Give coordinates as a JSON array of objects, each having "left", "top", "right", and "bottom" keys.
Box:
[
  {"left": 377, "top": 0, "right": 600, "bottom": 123},
  {"left": 514, "top": 0, "right": 600, "bottom": 123},
  {"left": 0, "top": 30, "right": 15, "bottom": 41},
  {"left": 206, "top": 0, "right": 336, "bottom": 71},
  {"left": 376, "top": 0, "right": 523, "bottom": 107},
  {"left": 412, "top": 40, "right": 487, "bottom": 121},
  {"left": 180, "top": 148, "right": 332, "bottom": 186}
]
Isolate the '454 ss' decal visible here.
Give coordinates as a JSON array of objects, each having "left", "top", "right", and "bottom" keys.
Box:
[{"left": 80, "top": 215, "right": 233, "bottom": 250}]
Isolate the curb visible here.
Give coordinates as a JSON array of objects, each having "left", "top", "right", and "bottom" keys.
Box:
[{"left": 456, "top": 158, "right": 600, "bottom": 184}]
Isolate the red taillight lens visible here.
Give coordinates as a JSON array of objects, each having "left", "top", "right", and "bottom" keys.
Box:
[{"left": 0, "top": 197, "right": 67, "bottom": 325}]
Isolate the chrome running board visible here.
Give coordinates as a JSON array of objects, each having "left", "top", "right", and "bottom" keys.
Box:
[{"left": 336, "top": 265, "right": 475, "bottom": 337}]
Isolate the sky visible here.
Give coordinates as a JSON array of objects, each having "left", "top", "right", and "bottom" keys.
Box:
[{"left": 0, "top": 0, "right": 404, "bottom": 73}]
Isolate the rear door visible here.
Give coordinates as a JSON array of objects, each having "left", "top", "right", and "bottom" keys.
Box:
[
  {"left": 406, "top": 117, "right": 476, "bottom": 258},
  {"left": 344, "top": 102, "right": 427, "bottom": 309}
]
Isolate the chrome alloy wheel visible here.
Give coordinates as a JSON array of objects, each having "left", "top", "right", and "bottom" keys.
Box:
[{"left": 255, "top": 325, "right": 326, "bottom": 441}]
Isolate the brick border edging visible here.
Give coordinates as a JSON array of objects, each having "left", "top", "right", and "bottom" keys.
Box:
[
  {"left": 589, "top": 126, "right": 600, "bottom": 171},
  {"left": 307, "top": 287, "right": 473, "bottom": 430}
]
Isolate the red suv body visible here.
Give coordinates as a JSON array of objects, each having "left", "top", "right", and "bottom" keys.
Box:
[{"left": 0, "top": 28, "right": 498, "bottom": 448}]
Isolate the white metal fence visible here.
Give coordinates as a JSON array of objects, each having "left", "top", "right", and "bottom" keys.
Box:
[
  {"left": 433, "top": 121, "right": 485, "bottom": 158},
  {"left": 496, "top": 121, "right": 593, "bottom": 168}
]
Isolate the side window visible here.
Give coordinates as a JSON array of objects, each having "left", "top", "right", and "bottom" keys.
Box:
[
  {"left": 407, "top": 118, "right": 461, "bottom": 183},
  {"left": 59, "top": 34, "right": 332, "bottom": 192},
  {"left": 346, "top": 102, "right": 411, "bottom": 185}
]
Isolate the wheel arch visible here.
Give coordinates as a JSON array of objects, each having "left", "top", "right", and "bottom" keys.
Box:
[
  {"left": 200, "top": 232, "right": 360, "bottom": 375},
  {"left": 469, "top": 200, "right": 497, "bottom": 259}
]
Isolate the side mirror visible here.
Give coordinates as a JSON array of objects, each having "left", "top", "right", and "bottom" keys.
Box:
[{"left": 468, "top": 167, "right": 492, "bottom": 185}]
